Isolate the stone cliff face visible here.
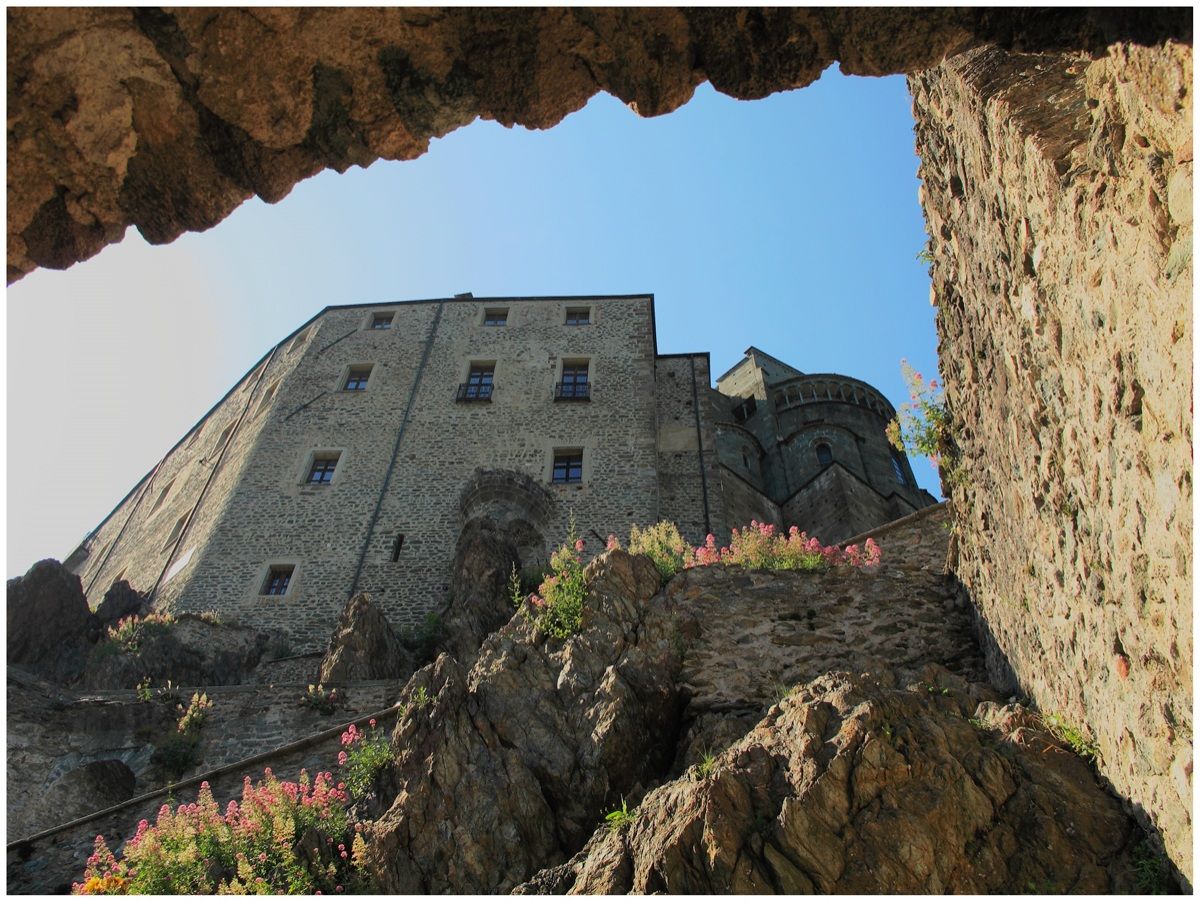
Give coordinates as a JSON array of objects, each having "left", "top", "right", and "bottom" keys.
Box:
[
  {"left": 912, "top": 41, "right": 1192, "bottom": 880},
  {"left": 353, "top": 511, "right": 1155, "bottom": 893},
  {"left": 6, "top": 8, "right": 1187, "bottom": 281}
]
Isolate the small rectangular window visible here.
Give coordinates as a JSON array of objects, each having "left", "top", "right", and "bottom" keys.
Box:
[
  {"left": 483, "top": 308, "right": 508, "bottom": 326},
  {"left": 565, "top": 307, "right": 591, "bottom": 326},
  {"left": 307, "top": 452, "right": 340, "bottom": 484},
  {"left": 556, "top": 362, "right": 590, "bottom": 400},
  {"left": 391, "top": 534, "right": 406, "bottom": 562},
  {"left": 458, "top": 364, "right": 494, "bottom": 401},
  {"left": 343, "top": 365, "right": 372, "bottom": 391},
  {"left": 261, "top": 565, "right": 294, "bottom": 596},
  {"left": 552, "top": 449, "right": 584, "bottom": 484},
  {"left": 371, "top": 312, "right": 394, "bottom": 330}
]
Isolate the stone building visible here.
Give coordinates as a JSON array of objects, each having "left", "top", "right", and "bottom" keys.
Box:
[{"left": 64, "top": 293, "right": 934, "bottom": 648}]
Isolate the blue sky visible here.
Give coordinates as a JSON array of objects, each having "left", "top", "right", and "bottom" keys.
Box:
[{"left": 6, "top": 65, "right": 941, "bottom": 577}]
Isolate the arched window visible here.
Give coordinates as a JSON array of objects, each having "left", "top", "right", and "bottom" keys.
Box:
[{"left": 816, "top": 443, "right": 833, "bottom": 466}]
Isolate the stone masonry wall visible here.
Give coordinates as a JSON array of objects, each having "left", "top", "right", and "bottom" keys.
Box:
[
  {"left": 782, "top": 464, "right": 908, "bottom": 546},
  {"left": 169, "top": 296, "right": 665, "bottom": 649},
  {"left": 912, "top": 42, "right": 1192, "bottom": 881},
  {"left": 71, "top": 320, "right": 316, "bottom": 610},
  {"left": 654, "top": 355, "right": 728, "bottom": 545}
]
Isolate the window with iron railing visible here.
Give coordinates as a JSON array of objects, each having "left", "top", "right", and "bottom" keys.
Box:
[
  {"left": 555, "top": 363, "right": 590, "bottom": 400},
  {"left": 458, "top": 365, "right": 494, "bottom": 401},
  {"left": 552, "top": 450, "right": 584, "bottom": 484}
]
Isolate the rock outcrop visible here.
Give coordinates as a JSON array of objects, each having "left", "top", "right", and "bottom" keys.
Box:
[
  {"left": 363, "top": 550, "right": 673, "bottom": 893},
  {"left": 437, "top": 517, "right": 521, "bottom": 666},
  {"left": 7, "top": 559, "right": 95, "bottom": 683},
  {"left": 92, "top": 579, "right": 150, "bottom": 630},
  {"left": 7, "top": 8, "right": 1188, "bottom": 282},
  {"left": 79, "top": 613, "right": 268, "bottom": 689},
  {"left": 518, "top": 668, "right": 1141, "bottom": 894},
  {"left": 361, "top": 536, "right": 1155, "bottom": 894},
  {"left": 318, "top": 592, "right": 411, "bottom": 684}
]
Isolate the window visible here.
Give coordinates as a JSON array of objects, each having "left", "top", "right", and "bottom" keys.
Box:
[
  {"left": 891, "top": 452, "right": 908, "bottom": 486},
  {"left": 733, "top": 396, "right": 757, "bottom": 422},
  {"left": 149, "top": 478, "right": 175, "bottom": 514},
  {"left": 552, "top": 449, "right": 584, "bottom": 484},
  {"left": 261, "top": 565, "right": 294, "bottom": 596},
  {"left": 816, "top": 443, "right": 833, "bottom": 466},
  {"left": 458, "top": 364, "right": 494, "bottom": 401},
  {"left": 343, "top": 365, "right": 372, "bottom": 391},
  {"left": 162, "top": 514, "right": 187, "bottom": 552},
  {"left": 391, "top": 534, "right": 406, "bottom": 562},
  {"left": 565, "top": 307, "right": 591, "bottom": 326},
  {"left": 370, "top": 312, "right": 394, "bottom": 330},
  {"left": 306, "top": 452, "right": 340, "bottom": 484},
  {"left": 483, "top": 308, "right": 508, "bottom": 326},
  {"left": 556, "top": 362, "right": 590, "bottom": 400}
]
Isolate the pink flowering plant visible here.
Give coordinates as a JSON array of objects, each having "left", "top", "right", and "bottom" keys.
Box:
[
  {"left": 338, "top": 719, "right": 391, "bottom": 799},
  {"left": 521, "top": 518, "right": 588, "bottom": 639},
  {"left": 886, "top": 359, "right": 951, "bottom": 470},
  {"left": 691, "top": 521, "right": 881, "bottom": 571},
  {"left": 71, "top": 769, "right": 368, "bottom": 894},
  {"left": 301, "top": 683, "right": 343, "bottom": 715},
  {"left": 104, "top": 611, "right": 176, "bottom": 654}
]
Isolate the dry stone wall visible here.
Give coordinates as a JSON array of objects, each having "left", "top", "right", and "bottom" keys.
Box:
[{"left": 912, "top": 41, "right": 1192, "bottom": 882}]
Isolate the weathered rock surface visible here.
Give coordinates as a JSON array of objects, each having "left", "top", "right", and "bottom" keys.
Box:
[
  {"left": 79, "top": 613, "right": 268, "bottom": 689},
  {"left": 912, "top": 40, "right": 1193, "bottom": 882},
  {"left": 438, "top": 517, "right": 520, "bottom": 665},
  {"left": 7, "top": 559, "right": 95, "bottom": 683},
  {"left": 363, "top": 550, "right": 673, "bottom": 893},
  {"left": 519, "top": 668, "right": 1143, "bottom": 894},
  {"left": 42, "top": 759, "right": 137, "bottom": 826},
  {"left": 7, "top": 8, "right": 1188, "bottom": 281},
  {"left": 92, "top": 579, "right": 150, "bottom": 630},
  {"left": 318, "top": 592, "right": 411, "bottom": 684}
]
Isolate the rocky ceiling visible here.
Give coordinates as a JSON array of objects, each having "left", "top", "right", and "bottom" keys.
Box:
[{"left": 5, "top": 7, "right": 1189, "bottom": 283}]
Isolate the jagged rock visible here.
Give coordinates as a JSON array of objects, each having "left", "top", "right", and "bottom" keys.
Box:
[
  {"left": 438, "top": 517, "right": 520, "bottom": 665},
  {"left": 8, "top": 9, "right": 1188, "bottom": 282},
  {"left": 362, "top": 549, "right": 670, "bottom": 893},
  {"left": 318, "top": 593, "right": 411, "bottom": 684},
  {"left": 7, "top": 559, "right": 95, "bottom": 683},
  {"left": 518, "top": 668, "right": 1143, "bottom": 894},
  {"left": 93, "top": 579, "right": 150, "bottom": 630},
  {"left": 79, "top": 613, "right": 268, "bottom": 689}
]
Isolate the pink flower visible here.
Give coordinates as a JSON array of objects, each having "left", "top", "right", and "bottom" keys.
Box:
[
  {"left": 338, "top": 751, "right": 347, "bottom": 766},
  {"left": 369, "top": 718, "right": 376, "bottom": 728},
  {"left": 574, "top": 538, "right": 585, "bottom": 552},
  {"left": 606, "top": 534, "right": 619, "bottom": 550}
]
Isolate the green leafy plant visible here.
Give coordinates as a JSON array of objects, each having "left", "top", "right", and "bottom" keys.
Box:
[
  {"left": 338, "top": 718, "right": 392, "bottom": 800},
  {"left": 524, "top": 521, "right": 589, "bottom": 639},
  {"left": 886, "top": 359, "right": 952, "bottom": 474},
  {"left": 628, "top": 521, "right": 691, "bottom": 579},
  {"left": 135, "top": 677, "right": 153, "bottom": 703},
  {"left": 1131, "top": 838, "right": 1173, "bottom": 894},
  {"left": 106, "top": 611, "right": 175, "bottom": 654},
  {"left": 300, "top": 683, "right": 342, "bottom": 714},
  {"left": 1041, "top": 712, "right": 1100, "bottom": 763},
  {"left": 604, "top": 797, "right": 638, "bottom": 832},
  {"left": 770, "top": 681, "right": 795, "bottom": 705},
  {"left": 508, "top": 563, "right": 524, "bottom": 609},
  {"left": 411, "top": 685, "right": 432, "bottom": 710},
  {"left": 696, "top": 748, "right": 717, "bottom": 777},
  {"left": 154, "top": 691, "right": 213, "bottom": 778}
]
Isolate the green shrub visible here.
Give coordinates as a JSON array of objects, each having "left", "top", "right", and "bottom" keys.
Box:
[
  {"left": 886, "top": 359, "right": 952, "bottom": 473},
  {"left": 604, "top": 798, "right": 638, "bottom": 832},
  {"left": 628, "top": 521, "right": 692, "bottom": 578},
  {"left": 526, "top": 537, "right": 588, "bottom": 639},
  {"left": 106, "top": 611, "right": 175, "bottom": 654},
  {"left": 1041, "top": 712, "right": 1100, "bottom": 763},
  {"left": 339, "top": 719, "right": 391, "bottom": 800}
]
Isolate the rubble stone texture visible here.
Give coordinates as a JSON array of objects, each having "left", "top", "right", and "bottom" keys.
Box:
[
  {"left": 911, "top": 41, "right": 1192, "bottom": 882},
  {"left": 5, "top": 8, "right": 1188, "bottom": 282}
]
